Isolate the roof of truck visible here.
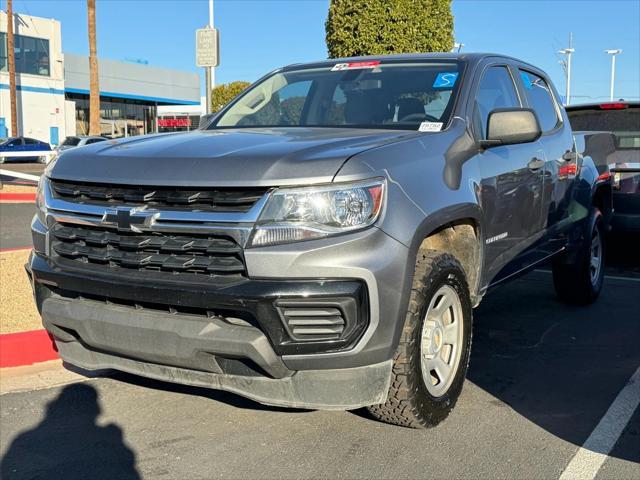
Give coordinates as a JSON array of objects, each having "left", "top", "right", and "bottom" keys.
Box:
[{"left": 282, "top": 52, "right": 537, "bottom": 70}]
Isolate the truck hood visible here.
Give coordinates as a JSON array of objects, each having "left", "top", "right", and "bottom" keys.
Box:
[{"left": 48, "top": 128, "right": 417, "bottom": 187}]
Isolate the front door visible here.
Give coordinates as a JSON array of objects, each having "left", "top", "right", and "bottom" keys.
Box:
[{"left": 472, "top": 64, "right": 545, "bottom": 285}]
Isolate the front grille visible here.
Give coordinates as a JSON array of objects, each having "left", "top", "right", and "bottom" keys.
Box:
[
  {"left": 50, "top": 179, "right": 268, "bottom": 213},
  {"left": 51, "top": 223, "right": 246, "bottom": 277}
]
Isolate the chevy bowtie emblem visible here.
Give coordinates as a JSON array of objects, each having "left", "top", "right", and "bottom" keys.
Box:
[{"left": 102, "top": 207, "right": 150, "bottom": 232}]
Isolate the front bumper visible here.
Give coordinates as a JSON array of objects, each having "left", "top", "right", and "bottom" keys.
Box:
[
  {"left": 35, "top": 291, "right": 391, "bottom": 410},
  {"left": 29, "top": 218, "right": 411, "bottom": 409}
]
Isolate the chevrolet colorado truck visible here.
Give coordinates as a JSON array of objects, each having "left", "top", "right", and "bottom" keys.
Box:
[{"left": 28, "top": 53, "right": 612, "bottom": 428}]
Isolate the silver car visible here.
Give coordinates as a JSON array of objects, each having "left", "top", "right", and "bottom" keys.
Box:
[{"left": 57, "top": 135, "right": 108, "bottom": 153}]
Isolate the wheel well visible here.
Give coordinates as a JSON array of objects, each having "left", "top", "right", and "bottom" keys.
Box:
[{"left": 418, "top": 219, "right": 481, "bottom": 303}]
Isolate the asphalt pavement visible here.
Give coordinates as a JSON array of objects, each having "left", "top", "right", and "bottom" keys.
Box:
[{"left": 1, "top": 200, "right": 639, "bottom": 480}]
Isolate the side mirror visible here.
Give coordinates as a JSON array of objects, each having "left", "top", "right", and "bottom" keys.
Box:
[{"left": 481, "top": 108, "right": 541, "bottom": 148}]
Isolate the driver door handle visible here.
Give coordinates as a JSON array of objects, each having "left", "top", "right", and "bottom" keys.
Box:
[{"left": 528, "top": 157, "right": 545, "bottom": 171}]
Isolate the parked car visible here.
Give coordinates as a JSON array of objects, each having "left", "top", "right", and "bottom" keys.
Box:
[
  {"left": 29, "top": 53, "right": 612, "bottom": 428},
  {"left": 566, "top": 101, "right": 640, "bottom": 231},
  {"left": 0, "top": 137, "right": 51, "bottom": 163},
  {"left": 57, "top": 135, "right": 109, "bottom": 153}
]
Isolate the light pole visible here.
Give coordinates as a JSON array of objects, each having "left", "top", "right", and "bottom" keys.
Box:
[
  {"left": 205, "top": 0, "right": 215, "bottom": 115},
  {"left": 605, "top": 49, "right": 622, "bottom": 101},
  {"left": 558, "top": 33, "right": 574, "bottom": 105}
]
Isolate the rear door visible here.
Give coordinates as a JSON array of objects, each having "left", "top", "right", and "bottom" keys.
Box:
[
  {"left": 471, "top": 63, "right": 545, "bottom": 284},
  {"left": 516, "top": 68, "right": 576, "bottom": 250}
]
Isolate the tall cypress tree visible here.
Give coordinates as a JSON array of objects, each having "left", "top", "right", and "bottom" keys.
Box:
[{"left": 326, "top": 0, "right": 454, "bottom": 58}]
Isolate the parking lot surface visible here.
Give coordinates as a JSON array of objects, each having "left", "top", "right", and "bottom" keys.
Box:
[{"left": 1, "top": 197, "right": 639, "bottom": 480}]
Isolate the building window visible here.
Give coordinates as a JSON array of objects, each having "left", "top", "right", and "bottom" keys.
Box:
[{"left": 0, "top": 32, "right": 50, "bottom": 76}]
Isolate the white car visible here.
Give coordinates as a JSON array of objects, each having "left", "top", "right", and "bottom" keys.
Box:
[{"left": 57, "top": 136, "right": 108, "bottom": 153}]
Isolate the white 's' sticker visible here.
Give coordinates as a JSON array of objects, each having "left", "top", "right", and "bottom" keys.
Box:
[{"left": 418, "top": 122, "right": 443, "bottom": 132}]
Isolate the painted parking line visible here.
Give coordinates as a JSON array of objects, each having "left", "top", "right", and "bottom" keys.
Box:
[
  {"left": 0, "top": 168, "right": 42, "bottom": 183},
  {"left": 559, "top": 366, "right": 640, "bottom": 480},
  {"left": 0, "top": 192, "right": 36, "bottom": 203}
]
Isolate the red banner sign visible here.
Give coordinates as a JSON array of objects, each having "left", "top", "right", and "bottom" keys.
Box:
[{"left": 158, "top": 118, "right": 191, "bottom": 127}]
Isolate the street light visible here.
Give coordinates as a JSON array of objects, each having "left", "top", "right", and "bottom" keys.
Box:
[
  {"left": 605, "top": 49, "right": 622, "bottom": 101},
  {"left": 558, "top": 47, "right": 575, "bottom": 105}
]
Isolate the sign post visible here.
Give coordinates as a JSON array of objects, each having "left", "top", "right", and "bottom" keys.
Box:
[{"left": 196, "top": 25, "right": 219, "bottom": 115}]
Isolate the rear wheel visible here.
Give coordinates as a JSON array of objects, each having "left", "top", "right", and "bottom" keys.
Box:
[
  {"left": 552, "top": 208, "right": 605, "bottom": 305},
  {"left": 367, "top": 250, "right": 472, "bottom": 428}
]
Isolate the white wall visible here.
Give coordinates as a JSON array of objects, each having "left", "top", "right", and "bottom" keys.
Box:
[{"left": 0, "top": 11, "right": 66, "bottom": 145}]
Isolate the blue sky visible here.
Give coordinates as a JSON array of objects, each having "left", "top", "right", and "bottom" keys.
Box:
[{"left": 12, "top": 0, "right": 640, "bottom": 102}]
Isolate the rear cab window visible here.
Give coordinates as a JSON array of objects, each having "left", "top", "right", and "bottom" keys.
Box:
[
  {"left": 518, "top": 70, "right": 561, "bottom": 132},
  {"left": 566, "top": 104, "right": 640, "bottom": 151}
]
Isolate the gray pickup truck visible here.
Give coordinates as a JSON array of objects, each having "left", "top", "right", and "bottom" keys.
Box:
[{"left": 29, "top": 53, "right": 612, "bottom": 428}]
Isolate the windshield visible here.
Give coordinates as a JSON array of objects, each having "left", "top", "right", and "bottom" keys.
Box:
[
  {"left": 61, "top": 137, "right": 81, "bottom": 147},
  {"left": 211, "top": 60, "right": 464, "bottom": 131}
]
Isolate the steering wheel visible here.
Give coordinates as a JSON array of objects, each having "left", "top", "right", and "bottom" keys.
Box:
[{"left": 398, "top": 113, "right": 440, "bottom": 123}]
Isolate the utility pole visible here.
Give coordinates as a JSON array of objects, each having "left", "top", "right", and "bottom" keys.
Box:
[
  {"left": 605, "top": 49, "right": 622, "bottom": 101},
  {"left": 558, "top": 33, "right": 574, "bottom": 106},
  {"left": 7, "top": 0, "right": 18, "bottom": 137},
  {"left": 87, "top": 0, "right": 100, "bottom": 135},
  {"left": 205, "top": 0, "right": 215, "bottom": 114}
]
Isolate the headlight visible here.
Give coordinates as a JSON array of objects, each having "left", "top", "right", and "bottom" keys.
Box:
[
  {"left": 35, "top": 176, "right": 47, "bottom": 225},
  {"left": 250, "top": 179, "right": 385, "bottom": 247}
]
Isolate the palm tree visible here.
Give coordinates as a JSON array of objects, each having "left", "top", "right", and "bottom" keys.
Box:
[
  {"left": 7, "top": 0, "right": 18, "bottom": 137},
  {"left": 87, "top": 0, "right": 100, "bottom": 135}
]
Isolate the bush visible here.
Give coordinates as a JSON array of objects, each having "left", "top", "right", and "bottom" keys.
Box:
[
  {"left": 211, "top": 81, "right": 251, "bottom": 112},
  {"left": 326, "top": 0, "right": 454, "bottom": 58}
]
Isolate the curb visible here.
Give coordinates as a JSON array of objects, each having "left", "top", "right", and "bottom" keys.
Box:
[
  {"left": 0, "top": 330, "right": 59, "bottom": 368},
  {"left": 0, "top": 246, "right": 32, "bottom": 254},
  {"left": 0, "top": 192, "right": 36, "bottom": 202}
]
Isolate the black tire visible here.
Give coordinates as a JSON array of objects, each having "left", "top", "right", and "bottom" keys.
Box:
[
  {"left": 552, "top": 208, "right": 605, "bottom": 305},
  {"left": 367, "top": 250, "right": 473, "bottom": 428}
]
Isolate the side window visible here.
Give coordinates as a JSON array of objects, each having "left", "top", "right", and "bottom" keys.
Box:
[
  {"left": 518, "top": 70, "right": 560, "bottom": 132},
  {"left": 474, "top": 66, "right": 520, "bottom": 138},
  {"left": 86, "top": 138, "right": 106, "bottom": 145},
  {"left": 7, "top": 138, "right": 23, "bottom": 146},
  {"left": 24, "top": 138, "right": 37, "bottom": 145}
]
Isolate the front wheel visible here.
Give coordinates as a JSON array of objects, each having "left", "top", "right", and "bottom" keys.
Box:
[
  {"left": 367, "top": 251, "right": 473, "bottom": 428},
  {"left": 552, "top": 208, "right": 605, "bottom": 305}
]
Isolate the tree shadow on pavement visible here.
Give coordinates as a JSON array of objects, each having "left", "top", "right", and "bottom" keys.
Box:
[{"left": 0, "top": 383, "right": 140, "bottom": 480}]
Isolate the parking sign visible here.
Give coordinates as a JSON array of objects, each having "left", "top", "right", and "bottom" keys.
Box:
[{"left": 196, "top": 28, "right": 219, "bottom": 67}]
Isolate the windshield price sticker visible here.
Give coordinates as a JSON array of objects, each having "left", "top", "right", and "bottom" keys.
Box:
[
  {"left": 418, "top": 122, "right": 443, "bottom": 132},
  {"left": 331, "top": 61, "right": 381, "bottom": 71},
  {"left": 433, "top": 72, "right": 459, "bottom": 88}
]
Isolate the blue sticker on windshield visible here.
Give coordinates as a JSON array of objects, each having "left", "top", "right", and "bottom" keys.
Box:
[
  {"left": 433, "top": 72, "right": 459, "bottom": 88},
  {"left": 520, "top": 71, "right": 533, "bottom": 90}
]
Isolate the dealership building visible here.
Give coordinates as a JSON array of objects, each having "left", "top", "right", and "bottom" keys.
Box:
[{"left": 0, "top": 11, "right": 200, "bottom": 144}]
